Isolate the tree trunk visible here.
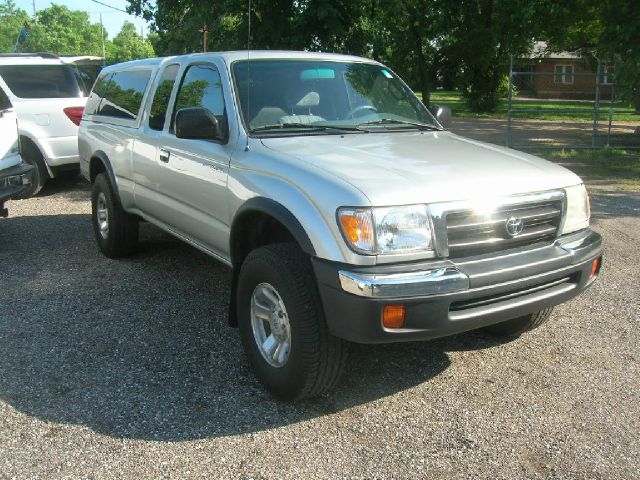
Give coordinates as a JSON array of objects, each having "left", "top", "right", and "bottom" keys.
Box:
[{"left": 635, "top": 88, "right": 640, "bottom": 114}]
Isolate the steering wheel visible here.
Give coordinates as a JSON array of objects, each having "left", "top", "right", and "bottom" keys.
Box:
[{"left": 347, "top": 105, "right": 378, "bottom": 119}]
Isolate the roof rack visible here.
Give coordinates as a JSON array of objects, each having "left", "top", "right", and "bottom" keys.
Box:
[{"left": 0, "top": 52, "right": 60, "bottom": 59}]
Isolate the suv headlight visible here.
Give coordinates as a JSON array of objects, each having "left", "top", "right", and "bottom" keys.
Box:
[
  {"left": 562, "top": 184, "right": 590, "bottom": 235},
  {"left": 10, "top": 140, "right": 19, "bottom": 155},
  {"left": 338, "top": 205, "right": 433, "bottom": 255}
]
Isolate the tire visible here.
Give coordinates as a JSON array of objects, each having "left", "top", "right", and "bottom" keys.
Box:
[
  {"left": 91, "top": 173, "right": 139, "bottom": 258},
  {"left": 13, "top": 138, "right": 48, "bottom": 198},
  {"left": 483, "top": 307, "right": 554, "bottom": 338},
  {"left": 237, "top": 243, "right": 348, "bottom": 401}
]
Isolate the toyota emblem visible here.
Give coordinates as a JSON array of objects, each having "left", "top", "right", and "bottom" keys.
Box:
[{"left": 505, "top": 217, "right": 524, "bottom": 237}]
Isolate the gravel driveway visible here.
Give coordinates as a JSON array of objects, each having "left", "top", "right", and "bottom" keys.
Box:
[{"left": 1, "top": 173, "right": 638, "bottom": 479}]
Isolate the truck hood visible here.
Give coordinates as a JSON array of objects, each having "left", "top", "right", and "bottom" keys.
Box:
[{"left": 260, "top": 131, "right": 582, "bottom": 205}]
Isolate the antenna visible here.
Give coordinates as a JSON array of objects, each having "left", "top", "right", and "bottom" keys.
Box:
[{"left": 245, "top": 0, "right": 251, "bottom": 151}]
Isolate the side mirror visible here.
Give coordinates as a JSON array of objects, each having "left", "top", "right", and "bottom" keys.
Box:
[
  {"left": 175, "top": 107, "right": 224, "bottom": 142},
  {"left": 429, "top": 104, "right": 452, "bottom": 129}
]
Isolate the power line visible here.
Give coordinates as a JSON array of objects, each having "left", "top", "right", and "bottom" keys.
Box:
[{"left": 86, "top": 0, "right": 138, "bottom": 17}]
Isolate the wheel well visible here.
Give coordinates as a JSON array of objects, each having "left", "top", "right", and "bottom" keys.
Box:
[
  {"left": 89, "top": 156, "right": 107, "bottom": 183},
  {"left": 230, "top": 211, "right": 297, "bottom": 268},
  {"left": 228, "top": 210, "right": 299, "bottom": 327},
  {"left": 19, "top": 135, "right": 43, "bottom": 161}
]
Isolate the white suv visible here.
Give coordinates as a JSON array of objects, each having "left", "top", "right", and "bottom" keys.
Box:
[{"left": 0, "top": 53, "right": 88, "bottom": 196}]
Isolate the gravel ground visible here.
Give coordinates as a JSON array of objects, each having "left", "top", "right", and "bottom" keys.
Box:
[{"left": 0, "top": 173, "right": 638, "bottom": 479}]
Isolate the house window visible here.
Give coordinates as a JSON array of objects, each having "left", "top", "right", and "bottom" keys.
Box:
[
  {"left": 602, "top": 65, "right": 614, "bottom": 85},
  {"left": 554, "top": 64, "right": 574, "bottom": 85}
]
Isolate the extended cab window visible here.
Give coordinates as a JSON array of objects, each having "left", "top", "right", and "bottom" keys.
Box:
[
  {"left": 171, "top": 64, "right": 227, "bottom": 136},
  {"left": 98, "top": 69, "right": 151, "bottom": 120},
  {"left": 84, "top": 73, "right": 111, "bottom": 116},
  {"left": 149, "top": 64, "right": 179, "bottom": 131}
]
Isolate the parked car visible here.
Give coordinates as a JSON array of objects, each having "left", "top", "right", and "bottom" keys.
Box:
[
  {"left": 78, "top": 52, "right": 603, "bottom": 400},
  {"left": 0, "top": 86, "right": 33, "bottom": 216},
  {"left": 0, "top": 53, "right": 87, "bottom": 197}
]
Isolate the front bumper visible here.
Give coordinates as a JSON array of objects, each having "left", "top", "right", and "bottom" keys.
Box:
[
  {"left": 1, "top": 161, "right": 34, "bottom": 215},
  {"left": 312, "top": 229, "right": 603, "bottom": 343}
]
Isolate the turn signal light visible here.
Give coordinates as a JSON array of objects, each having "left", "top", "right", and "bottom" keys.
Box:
[
  {"left": 590, "top": 256, "right": 602, "bottom": 279},
  {"left": 382, "top": 304, "right": 405, "bottom": 329}
]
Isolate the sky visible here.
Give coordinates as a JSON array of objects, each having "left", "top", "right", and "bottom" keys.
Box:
[{"left": 14, "top": 0, "right": 153, "bottom": 39}]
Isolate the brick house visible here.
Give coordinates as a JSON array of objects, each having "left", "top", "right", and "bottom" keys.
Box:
[{"left": 515, "top": 41, "right": 613, "bottom": 100}]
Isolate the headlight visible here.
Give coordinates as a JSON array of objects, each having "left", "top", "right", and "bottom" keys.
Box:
[
  {"left": 10, "top": 140, "right": 19, "bottom": 155},
  {"left": 562, "top": 184, "right": 590, "bottom": 234},
  {"left": 338, "top": 205, "right": 433, "bottom": 255}
]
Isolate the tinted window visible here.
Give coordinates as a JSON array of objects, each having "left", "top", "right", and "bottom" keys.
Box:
[
  {"left": 0, "top": 87, "right": 11, "bottom": 110},
  {"left": 75, "top": 64, "right": 103, "bottom": 96},
  {"left": 97, "top": 69, "right": 151, "bottom": 120},
  {"left": 84, "top": 73, "right": 111, "bottom": 116},
  {"left": 0, "top": 65, "right": 82, "bottom": 98},
  {"left": 172, "top": 64, "right": 226, "bottom": 134},
  {"left": 149, "top": 64, "right": 179, "bottom": 131}
]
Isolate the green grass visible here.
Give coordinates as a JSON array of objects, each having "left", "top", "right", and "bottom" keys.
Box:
[
  {"left": 534, "top": 148, "right": 640, "bottom": 190},
  {"left": 425, "top": 90, "right": 639, "bottom": 123}
]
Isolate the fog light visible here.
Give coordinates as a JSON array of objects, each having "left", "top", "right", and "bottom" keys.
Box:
[
  {"left": 590, "top": 256, "right": 602, "bottom": 280},
  {"left": 382, "top": 304, "right": 405, "bottom": 329}
]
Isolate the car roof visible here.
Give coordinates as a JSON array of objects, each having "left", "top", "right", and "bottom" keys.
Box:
[
  {"left": 0, "top": 56, "right": 69, "bottom": 66},
  {"left": 100, "top": 50, "right": 380, "bottom": 74}
]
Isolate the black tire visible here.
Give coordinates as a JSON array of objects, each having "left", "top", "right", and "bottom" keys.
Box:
[
  {"left": 91, "top": 173, "right": 139, "bottom": 258},
  {"left": 237, "top": 243, "right": 348, "bottom": 401},
  {"left": 483, "top": 307, "right": 554, "bottom": 338},
  {"left": 13, "top": 138, "right": 48, "bottom": 198}
]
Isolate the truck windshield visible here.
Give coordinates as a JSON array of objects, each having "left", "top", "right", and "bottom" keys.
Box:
[{"left": 232, "top": 60, "right": 439, "bottom": 134}]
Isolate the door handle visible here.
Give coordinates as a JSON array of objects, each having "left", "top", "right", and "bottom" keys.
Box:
[{"left": 159, "top": 149, "right": 170, "bottom": 163}]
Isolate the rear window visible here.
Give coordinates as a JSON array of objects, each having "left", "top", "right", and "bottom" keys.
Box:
[
  {"left": 0, "top": 64, "right": 82, "bottom": 99},
  {"left": 97, "top": 69, "right": 152, "bottom": 120}
]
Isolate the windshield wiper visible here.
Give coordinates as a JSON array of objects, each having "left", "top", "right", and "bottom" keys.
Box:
[
  {"left": 250, "top": 123, "right": 361, "bottom": 133},
  {"left": 355, "top": 118, "right": 441, "bottom": 131}
]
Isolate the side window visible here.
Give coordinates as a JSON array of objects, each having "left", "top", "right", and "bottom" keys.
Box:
[
  {"left": 171, "top": 64, "right": 227, "bottom": 137},
  {"left": 149, "top": 64, "right": 179, "bottom": 131},
  {"left": 0, "top": 87, "right": 12, "bottom": 110},
  {"left": 98, "top": 69, "right": 152, "bottom": 120},
  {"left": 84, "top": 73, "right": 111, "bottom": 115}
]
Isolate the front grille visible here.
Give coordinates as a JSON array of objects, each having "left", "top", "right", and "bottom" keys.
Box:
[{"left": 446, "top": 199, "right": 563, "bottom": 258}]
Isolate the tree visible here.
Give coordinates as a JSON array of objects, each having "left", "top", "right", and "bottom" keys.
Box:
[
  {"left": 25, "top": 4, "right": 104, "bottom": 55},
  {"left": 108, "top": 21, "right": 155, "bottom": 63},
  {"left": 0, "top": 0, "right": 31, "bottom": 52},
  {"left": 543, "top": 0, "right": 640, "bottom": 112}
]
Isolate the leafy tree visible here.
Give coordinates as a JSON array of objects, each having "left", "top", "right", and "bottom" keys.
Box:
[
  {"left": 25, "top": 4, "right": 104, "bottom": 55},
  {"left": 0, "top": 0, "right": 31, "bottom": 52},
  {"left": 108, "top": 21, "right": 155, "bottom": 63},
  {"left": 543, "top": 0, "right": 640, "bottom": 112}
]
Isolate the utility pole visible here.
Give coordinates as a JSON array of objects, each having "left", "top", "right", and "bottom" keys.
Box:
[
  {"left": 32, "top": 0, "right": 37, "bottom": 23},
  {"left": 199, "top": 24, "right": 209, "bottom": 52},
  {"left": 100, "top": 14, "right": 106, "bottom": 65}
]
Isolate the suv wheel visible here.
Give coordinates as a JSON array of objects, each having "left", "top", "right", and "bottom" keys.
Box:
[
  {"left": 91, "top": 173, "right": 139, "bottom": 258},
  {"left": 13, "top": 139, "right": 47, "bottom": 198},
  {"left": 237, "top": 243, "right": 348, "bottom": 401},
  {"left": 483, "top": 307, "right": 554, "bottom": 337}
]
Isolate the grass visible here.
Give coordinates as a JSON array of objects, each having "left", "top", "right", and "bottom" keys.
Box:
[
  {"left": 534, "top": 148, "right": 640, "bottom": 190},
  {"left": 426, "top": 90, "right": 640, "bottom": 123}
]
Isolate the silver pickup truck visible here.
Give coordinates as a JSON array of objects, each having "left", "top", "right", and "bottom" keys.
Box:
[{"left": 78, "top": 51, "right": 602, "bottom": 400}]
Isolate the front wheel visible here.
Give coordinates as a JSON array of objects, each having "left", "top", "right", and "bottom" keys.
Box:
[
  {"left": 237, "top": 243, "right": 348, "bottom": 401},
  {"left": 483, "top": 307, "right": 554, "bottom": 338}
]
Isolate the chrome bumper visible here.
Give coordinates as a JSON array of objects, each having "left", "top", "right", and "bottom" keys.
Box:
[{"left": 338, "top": 229, "right": 602, "bottom": 299}]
